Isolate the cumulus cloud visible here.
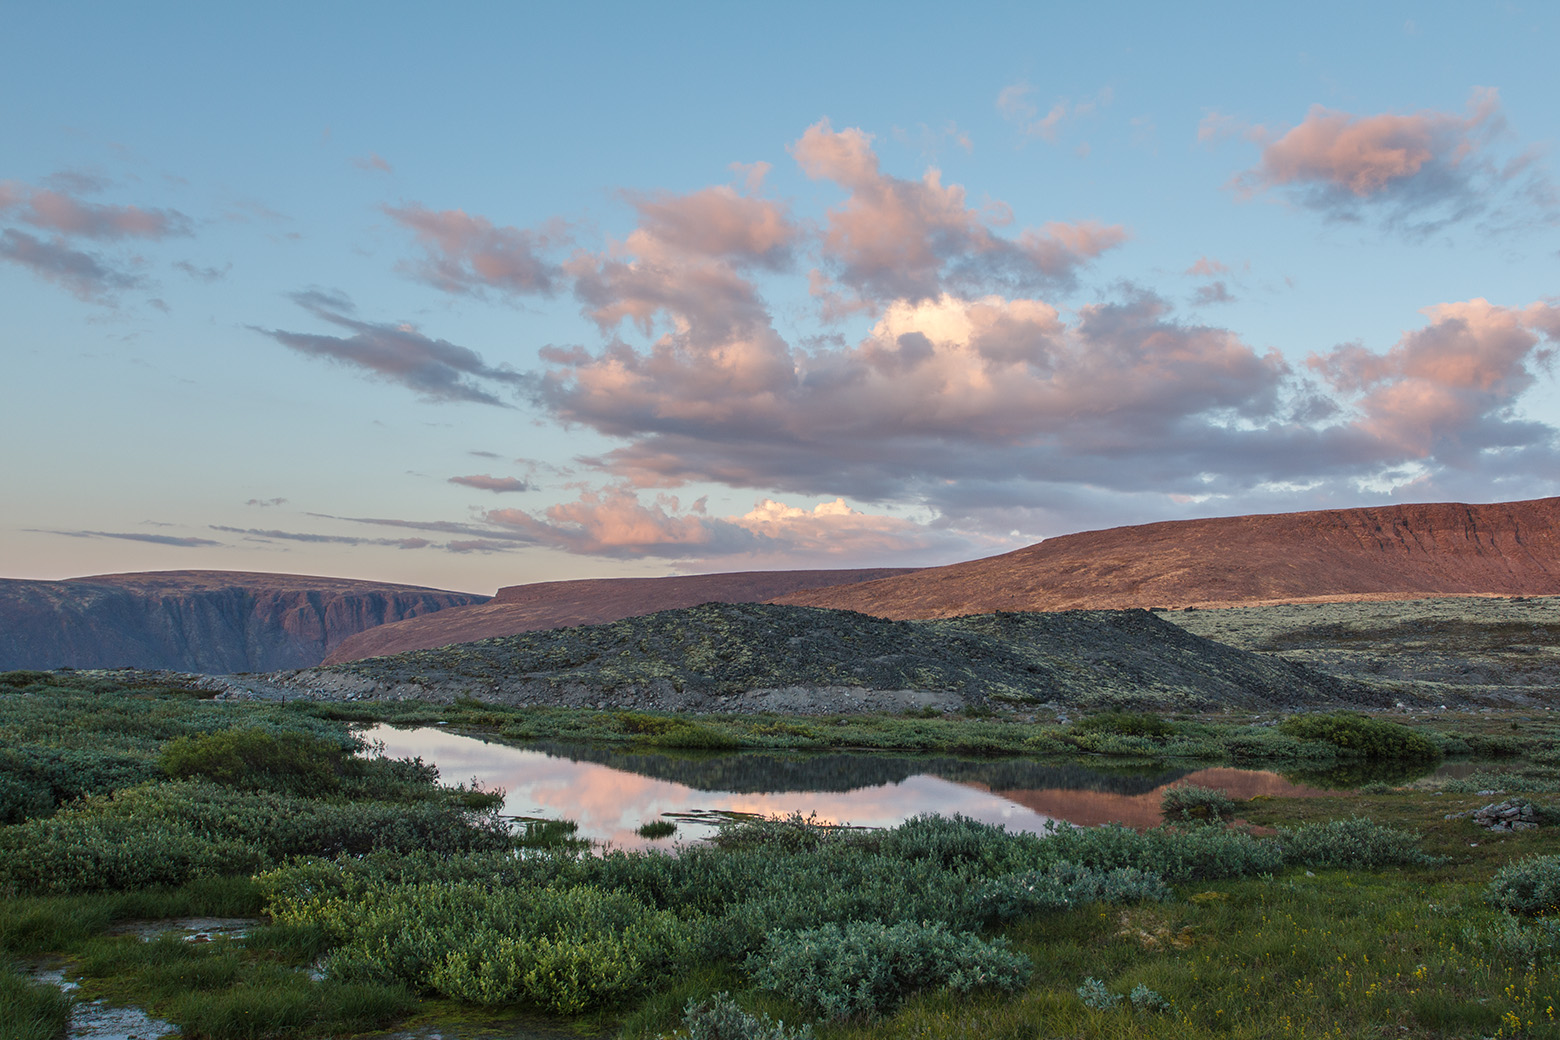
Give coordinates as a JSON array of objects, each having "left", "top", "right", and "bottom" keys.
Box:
[
  {"left": 383, "top": 203, "right": 565, "bottom": 296},
  {"left": 546, "top": 288, "right": 1292, "bottom": 501},
  {"left": 449, "top": 474, "right": 532, "bottom": 493},
  {"left": 1225, "top": 88, "right": 1552, "bottom": 233},
  {"left": 480, "top": 487, "right": 968, "bottom": 564},
  {"left": 792, "top": 119, "right": 1127, "bottom": 302},
  {"left": 254, "top": 291, "right": 533, "bottom": 406},
  {"left": 1309, "top": 298, "right": 1560, "bottom": 465}
]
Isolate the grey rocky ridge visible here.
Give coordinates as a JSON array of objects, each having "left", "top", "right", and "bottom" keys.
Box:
[{"left": 213, "top": 601, "right": 1384, "bottom": 714}]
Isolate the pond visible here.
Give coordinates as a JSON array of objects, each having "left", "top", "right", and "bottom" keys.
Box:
[{"left": 362, "top": 725, "right": 1414, "bottom": 849}]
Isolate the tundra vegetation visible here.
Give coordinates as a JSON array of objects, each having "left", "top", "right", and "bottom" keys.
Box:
[{"left": 3, "top": 668, "right": 1560, "bottom": 1039}]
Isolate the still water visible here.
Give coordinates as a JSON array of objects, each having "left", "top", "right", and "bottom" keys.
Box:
[{"left": 362, "top": 725, "right": 1381, "bottom": 850}]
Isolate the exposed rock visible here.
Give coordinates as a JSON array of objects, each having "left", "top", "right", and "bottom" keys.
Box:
[
  {"left": 1471, "top": 798, "right": 1542, "bottom": 832},
  {"left": 324, "top": 568, "right": 918, "bottom": 663},
  {"left": 219, "top": 601, "right": 1385, "bottom": 714},
  {"left": 774, "top": 498, "right": 1560, "bottom": 618},
  {"left": 0, "top": 571, "right": 487, "bottom": 672}
]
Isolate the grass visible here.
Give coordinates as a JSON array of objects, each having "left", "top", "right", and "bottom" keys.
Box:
[
  {"left": 6, "top": 670, "right": 1560, "bottom": 1038},
  {"left": 638, "top": 819, "right": 678, "bottom": 840}
]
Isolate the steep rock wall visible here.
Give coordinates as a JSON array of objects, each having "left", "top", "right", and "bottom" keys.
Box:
[{"left": 0, "top": 570, "right": 487, "bottom": 672}]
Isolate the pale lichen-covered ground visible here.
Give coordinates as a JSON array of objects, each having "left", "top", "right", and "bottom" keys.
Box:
[{"left": 1165, "top": 595, "right": 1560, "bottom": 707}]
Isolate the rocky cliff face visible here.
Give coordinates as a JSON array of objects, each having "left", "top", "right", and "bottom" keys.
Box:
[
  {"left": 0, "top": 570, "right": 488, "bottom": 672},
  {"left": 775, "top": 497, "right": 1560, "bottom": 618}
]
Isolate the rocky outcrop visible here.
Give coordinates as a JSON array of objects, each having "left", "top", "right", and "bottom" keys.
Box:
[
  {"left": 774, "top": 498, "right": 1560, "bottom": 619},
  {"left": 0, "top": 571, "right": 487, "bottom": 673},
  {"left": 232, "top": 601, "right": 1384, "bottom": 713},
  {"left": 324, "top": 568, "right": 917, "bottom": 663}
]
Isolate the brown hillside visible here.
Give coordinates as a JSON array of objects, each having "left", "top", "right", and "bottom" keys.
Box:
[
  {"left": 773, "top": 498, "right": 1560, "bottom": 619},
  {"left": 323, "top": 568, "right": 917, "bottom": 663}
]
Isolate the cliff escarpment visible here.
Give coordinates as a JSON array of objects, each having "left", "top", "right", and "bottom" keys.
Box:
[
  {"left": 0, "top": 570, "right": 487, "bottom": 672},
  {"left": 774, "top": 498, "right": 1560, "bottom": 618}
]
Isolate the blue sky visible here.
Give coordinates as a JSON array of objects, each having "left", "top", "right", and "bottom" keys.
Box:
[{"left": 3, "top": 1, "right": 1557, "bottom": 594}]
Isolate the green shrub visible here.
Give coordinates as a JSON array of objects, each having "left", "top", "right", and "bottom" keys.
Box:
[
  {"left": 1479, "top": 916, "right": 1560, "bottom": 961},
  {"left": 1076, "top": 976, "right": 1120, "bottom": 1010},
  {"left": 747, "top": 920, "right": 1030, "bottom": 1019},
  {"left": 288, "top": 881, "right": 694, "bottom": 1014},
  {"left": 974, "top": 862, "right": 1170, "bottom": 923},
  {"left": 672, "top": 992, "right": 815, "bottom": 1039},
  {"left": 1037, "top": 822, "right": 1282, "bottom": 882},
  {"left": 1073, "top": 712, "right": 1176, "bottom": 739},
  {"left": 1277, "top": 712, "right": 1440, "bottom": 761},
  {"left": 1277, "top": 818, "right": 1433, "bottom": 869},
  {"left": 638, "top": 820, "right": 678, "bottom": 840},
  {"left": 0, "top": 670, "right": 53, "bottom": 690},
  {"left": 0, "top": 781, "right": 511, "bottom": 895},
  {"left": 159, "top": 728, "right": 350, "bottom": 796},
  {"left": 1486, "top": 855, "right": 1560, "bottom": 917},
  {"left": 1160, "top": 784, "right": 1237, "bottom": 825}
]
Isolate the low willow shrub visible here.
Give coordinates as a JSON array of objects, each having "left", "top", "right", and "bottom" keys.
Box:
[
  {"left": 973, "top": 862, "right": 1170, "bottom": 924},
  {"left": 160, "top": 727, "right": 351, "bottom": 796},
  {"left": 1160, "top": 784, "right": 1237, "bottom": 825},
  {"left": 1071, "top": 711, "right": 1177, "bottom": 740},
  {"left": 673, "top": 992, "right": 815, "bottom": 1040},
  {"left": 747, "top": 920, "right": 1030, "bottom": 1020},
  {"left": 1486, "top": 854, "right": 1560, "bottom": 917},
  {"left": 0, "top": 781, "right": 511, "bottom": 895},
  {"left": 275, "top": 880, "right": 692, "bottom": 1014},
  {"left": 1036, "top": 821, "right": 1283, "bottom": 881},
  {"left": 1278, "top": 712, "right": 1440, "bottom": 761},
  {"left": 1276, "top": 818, "right": 1433, "bottom": 869},
  {"left": 1481, "top": 915, "right": 1560, "bottom": 961},
  {"left": 0, "top": 745, "right": 160, "bottom": 824},
  {"left": 1440, "top": 771, "right": 1560, "bottom": 794}
]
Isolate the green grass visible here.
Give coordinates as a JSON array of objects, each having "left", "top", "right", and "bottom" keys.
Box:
[
  {"left": 0, "top": 972, "right": 73, "bottom": 1040},
  {"left": 7, "top": 671, "right": 1560, "bottom": 1039}
]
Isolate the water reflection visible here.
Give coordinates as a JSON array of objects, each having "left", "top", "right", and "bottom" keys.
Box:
[{"left": 363, "top": 726, "right": 1382, "bottom": 850}]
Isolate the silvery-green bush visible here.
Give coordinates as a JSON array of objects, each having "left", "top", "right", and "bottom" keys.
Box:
[
  {"left": 747, "top": 920, "right": 1030, "bottom": 1019},
  {"left": 1486, "top": 854, "right": 1560, "bottom": 917}
]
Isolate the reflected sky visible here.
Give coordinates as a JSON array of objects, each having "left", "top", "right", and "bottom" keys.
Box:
[{"left": 362, "top": 725, "right": 1340, "bottom": 850}]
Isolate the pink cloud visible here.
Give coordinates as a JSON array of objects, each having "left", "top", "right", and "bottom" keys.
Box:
[
  {"left": 480, "top": 487, "right": 968, "bottom": 564},
  {"left": 626, "top": 185, "right": 795, "bottom": 266},
  {"left": 383, "top": 203, "right": 565, "bottom": 296},
  {"left": 0, "top": 180, "right": 191, "bottom": 240},
  {"left": 791, "top": 119, "right": 1127, "bottom": 303},
  {"left": 1310, "top": 298, "right": 1560, "bottom": 460},
  {"left": 1186, "top": 256, "right": 1229, "bottom": 276},
  {"left": 1224, "top": 88, "right": 1547, "bottom": 232},
  {"left": 353, "top": 153, "right": 393, "bottom": 174}
]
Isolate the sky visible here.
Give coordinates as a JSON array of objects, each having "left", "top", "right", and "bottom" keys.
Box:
[{"left": 3, "top": 1, "right": 1558, "bottom": 595}]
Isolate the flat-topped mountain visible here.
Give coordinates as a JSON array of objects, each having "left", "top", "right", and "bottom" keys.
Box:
[
  {"left": 0, "top": 570, "right": 487, "bottom": 672},
  {"left": 323, "top": 568, "right": 917, "bottom": 664},
  {"left": 774, "top": 498, "right": 1560, "bottom": 619}
]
